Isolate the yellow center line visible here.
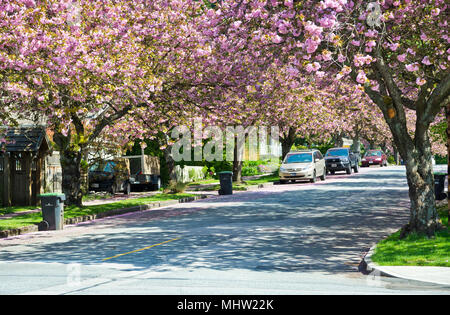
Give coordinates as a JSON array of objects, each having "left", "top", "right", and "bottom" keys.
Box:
[{"left": 102, "top": 237, "right": 181, "bottom": 261}]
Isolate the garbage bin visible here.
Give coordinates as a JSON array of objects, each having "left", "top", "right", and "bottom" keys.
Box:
[
  {"left": 218, "top": 171, "right": 233, "bottom": 195},
  {"left": 434, "top": 173, "right": 447, "bottom": 201},
  {"left": 38, "top": 194, "right": 66, "bottom": 231}
]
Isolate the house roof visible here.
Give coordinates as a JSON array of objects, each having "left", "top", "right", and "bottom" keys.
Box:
[{"left": 2, "top": 127, "right": 50, "bottom": 153}]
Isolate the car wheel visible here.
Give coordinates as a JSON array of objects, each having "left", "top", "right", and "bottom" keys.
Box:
[
  {"left": 346, "top": 165, "right": 352, "bottom": 174},
  {"left": 320, "top": 168, "right": 326, "bottom": 181},
  {"left": 310, "top": 170, "right": 317, "bottom": 183},
  {"left": 279, "top": 180, "right": 288, "bottom": 184},
  {"left": 330, "top": 170, "right": 335, "bottom": 175}
]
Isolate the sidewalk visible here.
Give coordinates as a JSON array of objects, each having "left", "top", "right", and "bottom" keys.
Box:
[
  {"left": 0, "top": 194, "right": 210, "bottom": 239},
  {"left": 364, "top": 246, "right": 450, "bottom": 287}
]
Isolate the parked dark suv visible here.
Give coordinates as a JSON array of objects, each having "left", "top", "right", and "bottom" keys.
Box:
[
  {"left": 325, "top": 147, "right": 359, "bottom": 175},
  {"left": 89, "top": 158, "right": 132, "bottom": 195}
]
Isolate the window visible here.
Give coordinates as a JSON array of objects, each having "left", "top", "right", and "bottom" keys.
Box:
[
  {"left": 326, "top": 149, "right": 349, "bottom": 157},
  {"left": 31, "top": 159, "right": 37, "bottom": 172},
  {"left": 15, "top": 159, "right": 22, "bottom": 171},
  {"left": 14, "top": 153, "right": 23, "bottom": 171},
  {"left": 284, "top": 153, "right": 313, "bottom": 163},
  {"left": 365, "top": 151, "right": 382, "bottom": 157},
  {"left": 315, "top": 151, "right": 323, "bottom": 160}
]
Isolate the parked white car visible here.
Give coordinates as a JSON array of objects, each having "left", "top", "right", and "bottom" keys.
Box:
[{"left": 279, "top": 150, "right": 326, "bottom": 184}]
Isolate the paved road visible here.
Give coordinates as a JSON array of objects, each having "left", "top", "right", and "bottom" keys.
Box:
[{"left": 0, "top": 166, "right": 448, "bottom": 295}]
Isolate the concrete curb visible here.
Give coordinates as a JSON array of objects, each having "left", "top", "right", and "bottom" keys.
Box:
[
  {"left": 189, "top": 181, "right": 275, "bottom": 192},
  {"left": 363, "top": 245, "right": 381, "bottom": 274},
  {"left": 363, "top": 245, "right": 450, "bottom": 287},
  {"left": 0, "top": 194, "right": 208, "bottom": 239}
]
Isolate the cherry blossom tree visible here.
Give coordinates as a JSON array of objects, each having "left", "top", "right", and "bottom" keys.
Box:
[{"left": 0, "top": 0, "right": 223, "bottom": 205}]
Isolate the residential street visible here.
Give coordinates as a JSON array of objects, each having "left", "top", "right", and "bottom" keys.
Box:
[{"left": 0, "top": 166, "right": 448, "bottom": 295}]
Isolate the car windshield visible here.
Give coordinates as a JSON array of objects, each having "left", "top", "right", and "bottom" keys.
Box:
[
  {"left": 284, "top": 153, "right": 313, "bottom": 163},
  {"left": 89, "top": 161, "right": 116, "bottom": 173},
  {"left": 326, "top": 149, "right": 348, "bottom": 157},
  {"left": 365, "top": 151, "right": 382, "bottom": 157}
]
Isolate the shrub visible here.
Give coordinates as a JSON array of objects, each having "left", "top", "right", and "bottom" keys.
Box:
[
  {"left": 188, "top": 168, "right": 197, "bottom": 182},
  {"left": 387, "top": 156, "right": 395, "bottom": 165},
  {"left": 242, "top": 165, "right": 259, "bottom": 176},
  {"left": 163, "top": 180, "right": 187, "bottom": 194}
]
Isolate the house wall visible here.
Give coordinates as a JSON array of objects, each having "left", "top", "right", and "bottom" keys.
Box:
[
  {"left": 174, "top": 166, "right": 205, "bottom": 183},
  {"left": 44, "top": 152, "right": 63, "bottom": 194},
  {"left": 0, "top": 155, "right": 5, "bottom": 206}
]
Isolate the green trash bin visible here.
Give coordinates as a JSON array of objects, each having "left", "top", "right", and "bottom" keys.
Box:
[
  {"left": 434, "top": 172, "right": 447, "bottom": 201},
  {"left": 218, "top": 171, "right": 233, "bottom": 195},
  {"left": 38, "top": 194, "right": 66, "bottom": 231}
]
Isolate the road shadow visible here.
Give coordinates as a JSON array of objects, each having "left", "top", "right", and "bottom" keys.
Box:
[{"left": 0, "top": 169, "right": 411, "bottom": 275}]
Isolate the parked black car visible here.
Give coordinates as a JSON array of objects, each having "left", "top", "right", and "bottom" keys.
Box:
[{"left": 325, "top": 147, "right": 359, "bottom": 175}]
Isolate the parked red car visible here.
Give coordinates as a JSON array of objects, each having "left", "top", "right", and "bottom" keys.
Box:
[{"left": 361, "top": 150, "right": 388, "bottom": 167}]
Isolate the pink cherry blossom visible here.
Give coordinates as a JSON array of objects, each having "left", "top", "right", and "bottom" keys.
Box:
[
  {"left": 416, "top": 77, "right": 426, "bottom": 86},
  {"left": 397, "top": 53, "right": 407, "bottom": 62},
  {"left": 356, "top": 71, "right": 367, "bottom": 84},
  {"left": 405, "top": 63, "right": 419, "bottom": 72},
  {"left": 421, "top": 56, "right": 432, "bottom": 65}
]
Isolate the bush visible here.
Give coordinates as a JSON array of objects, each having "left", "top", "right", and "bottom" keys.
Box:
[
  {"left": 435, "top": 155, "right": 448, "bottom": 165},
  {"left": 188, "top": 168, "right": 197, "bottom": 182},
  {"left": 387, "top": 156, "right": 395, "bottom": 165},
  {"left": 242, "top": 165, "right": 259, "bottom": 176},
  {"left": 163, "top": 180, "right": 187, "bottom": 194}
]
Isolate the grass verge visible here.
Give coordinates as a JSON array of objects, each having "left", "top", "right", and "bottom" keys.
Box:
[
  {"left": 0, "top": 193, "right": 195, "bottom": 232},
  {"left": 0, "top": 206, "right": 39, "bottom": 217},
  {"left": 190, "top": 174, "right": 279, "bottom": 191},
  {"left": 371, "top": 205, "right": 449, "bottom": 267}
]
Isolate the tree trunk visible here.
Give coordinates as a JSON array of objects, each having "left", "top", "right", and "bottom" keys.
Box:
[
  {"left": 351, "top": 132, "right": 361, "bottom": 163},
  {"left": 163, "top": 144, "right": 176, "bottom": 182},
  {"left": 53, "top": 131, "right": 84, "bottom": 207},
  {"left": 447, "top": 102, "right": 450, "bottom": 226},
  {"left": 393, "top": 145, "right": 400, "bottom": 165},
  {"left": 402, "top": 151, "right": 440, "bottom": 237},
  {"left": 381, "top": 106, "right": 441, "bottom": 237},
  {"left": 232, "top": 159, "right": 243, "bottom": 183},
  {"left": 280, "top": 127, "right": 296, "bottom": 161},
  {"left": 232, "top": 135, "right": 243, "bottom": 183},
  {"left": 334, "top": 132, "right": 344, "bottom": 147},
  {"left": 60, "top": 147, "right": 83, "bottom": 207}
]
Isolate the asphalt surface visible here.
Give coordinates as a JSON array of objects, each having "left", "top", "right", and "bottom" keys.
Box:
[{"left": 0, "top": 166, "right": 449, "bottom": 295}]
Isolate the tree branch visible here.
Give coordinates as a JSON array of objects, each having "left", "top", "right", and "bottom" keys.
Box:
[{"left": 87, "top": 104, "right": 133, "bottom": 144}]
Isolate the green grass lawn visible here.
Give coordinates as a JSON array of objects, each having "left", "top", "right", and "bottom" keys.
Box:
[
  {"left": 191, "top": 174, "right": 279, "bottom": 191},
  {"left": 0, "top": 205, "right": 39, "bottom": 217},
  {"left": 0, "top": 193, "right": 195, "bottom": 232},
  {"left": 243, "top": 174, "right": 279, "bottom": 185},
  {"left": 187, "top": 179, "right": 219, "bottom": 186},
  {"left": 371, "top": 205, "right": 450, "bottom": 267}
]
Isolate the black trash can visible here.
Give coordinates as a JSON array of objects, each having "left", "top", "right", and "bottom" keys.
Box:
[
  {"left": 38, "top": 194, "right": 66, "bottom": 231},
  {"left": 434, "top": 173, "right": 447, "bottom": 201},
  {"left": 218, "top": 171, "right": 233, "bottom": 195}
]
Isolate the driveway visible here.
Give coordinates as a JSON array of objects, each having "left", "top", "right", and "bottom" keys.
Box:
[{"left": 0, "top": 166, "right": 448, "bottom": 295}]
